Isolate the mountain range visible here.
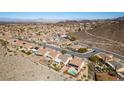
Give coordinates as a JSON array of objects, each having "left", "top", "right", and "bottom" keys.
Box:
[{"left": 0, "top": 16, "right": 124, "bottom": 23}]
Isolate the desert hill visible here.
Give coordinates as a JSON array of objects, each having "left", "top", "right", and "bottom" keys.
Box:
[{"left": 89, "top": 21, "right": 124, "bottom": 43}]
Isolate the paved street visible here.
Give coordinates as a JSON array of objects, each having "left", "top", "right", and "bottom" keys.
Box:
[{"left": 15, "top": 37, "right": 124, "bottom": 61}]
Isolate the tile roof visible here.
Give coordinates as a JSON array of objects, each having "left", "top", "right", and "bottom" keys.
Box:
[
  {"left": 48, "top": 50, "right": 60, "bottom": 58},
  {"left": 39, "top": 48, "right": 49, "bottom": 55},
  {"left": 68, "top": 57, "right": 84, "bottom": 67},
  {"left": 57, "top": 54, "right": 71, "bottom": 63}
]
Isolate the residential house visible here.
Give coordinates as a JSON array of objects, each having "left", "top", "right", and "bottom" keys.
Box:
[
  {"left": 65, "top": 57, "right": 85, "bottom": 76},
  {"left": 68, "top": 57, "right": 85, "bottom": 72},
  {"left": 96, "top": 52, "right": 113, "bottom": 62},
  {"left": 39, "top": 48, "right": 49, "bottom": 57},
  {"left": 43, "top": 48, "right": 60, "bottom": 61},
  {"left": 54, "top": 54, "right": 72, "bottom": 65}
]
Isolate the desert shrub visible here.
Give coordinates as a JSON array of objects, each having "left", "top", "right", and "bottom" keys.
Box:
[
  {"left": 77, "top": 48, "right": 88, "bottom": 53},
  {"left": 7, "top": 48, "right": 12, "bottom": 52},
  {"left": 26, "top": 51, "right": 32, "bottom": 55},
  {"left": 0, "top": 39, "right": 9, "bottom": 48},
  {"left": 69, "top": 36, "right": 76, "bottom": 41},
  {"left": 21, "top": 50, "right": 32, "bottom": 55},
  {"left": 78, "top": 28, "right": 81, "bottom": 32},
  {"left": 61, "top": 49, "right": 67, "bottom": 54},
  {"left": 20, "top": 46, "right": 23, "bottom": 48}
]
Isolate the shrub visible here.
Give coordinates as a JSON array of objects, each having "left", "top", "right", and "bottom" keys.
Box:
[
  {"left": 69, "top": 36, "right": 76, "bottom": 41},
  {"left": 77, "top": 48, "right": 88, "bottom": 53},
  {"left": 61, "top": 49, "right": 67, "bottom": 54},
  {"left": 0, "top": 39, "right": 9, "bottom": 48},
  {"left": 78, "top": 28, "right": 81, "bottom": 32},
  {"left": 21, "top": 50, "right": 32, "bottom": 55},
  {"left": 20, "top": 46, "right": 23, "bottom": 48},
  {"left": 26, "top": 51, "right": 32, "bottom": 55}
]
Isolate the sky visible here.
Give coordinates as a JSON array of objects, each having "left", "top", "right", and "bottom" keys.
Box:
[{"left": 0, "top": 12, "right": 124, "bottom": 20}]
